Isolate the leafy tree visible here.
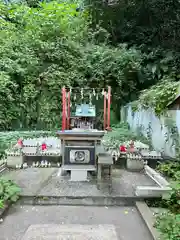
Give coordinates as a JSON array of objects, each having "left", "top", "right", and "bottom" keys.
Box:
[
  {"left": 0, "top": 1, "right": 143, "bottom": 130},
  {"left": 87, "top": 0, "right": 180, "bottom": 96}
]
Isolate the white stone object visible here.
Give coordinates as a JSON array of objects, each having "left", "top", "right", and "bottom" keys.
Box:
[
  {"left": 6, "top": 155, "right": 23, "bottom": 168},
  {"left": 23, "top": 163, "right": 28, "bottom": 169},
  {"left": 135, "top": 186, "right": 172, "bottom": 198},
  {"left": 41, "top": 161, "right": 45, "bottom": 167},
  {"left": 70, "top": 169, "right": 88, "bottom": 181},
  {"left": 127, "top": 158, "right": 144, "bottom": 171},
  {"left": 145, "top": 165, "right": 170, "bottom": 187}
]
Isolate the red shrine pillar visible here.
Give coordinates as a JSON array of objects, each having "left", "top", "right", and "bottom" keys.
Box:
[
  {"left": 62, "top": 87, "right": 66, "bottom": 130},
  {"left": 67, "top": 91, "right": 71, "bottom": 130},
  {"left": 104, "top": 90, "right": 107, "bottom": 130},
  {"left": 107, "top": 86, "right": 111, "bottom": 130}
]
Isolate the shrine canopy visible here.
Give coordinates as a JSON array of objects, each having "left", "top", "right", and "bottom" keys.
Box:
[{"left": 74, "top": 104, "right": 96, "bottom": 118}]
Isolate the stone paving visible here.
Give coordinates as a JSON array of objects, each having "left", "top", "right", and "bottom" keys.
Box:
[
  {"left": 0, "top": 205, "right": 153, "bottom": 240},
  {"left": 0, "top": 166, "right": 157, "bottom": 240},
  {"left": 2, "top": 168, "right": 56, "bottom": 195},
  {"left": 2, "top": 168, "right": 157, "bottom": 197},
  {"left": 21, "top": 224, "right": 118, "bottom": 240}
]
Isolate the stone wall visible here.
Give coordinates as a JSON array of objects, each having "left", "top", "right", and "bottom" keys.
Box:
[{"left": 121, "top": 105, "right": 180, "bottom": 157}]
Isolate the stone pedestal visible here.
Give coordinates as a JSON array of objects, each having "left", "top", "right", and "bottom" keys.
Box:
[
  {"left": 71, "top": 169, "right": 88, "bottom": 181},
  {"left": 62, "top": 165, "right": 96, "bottom": 181},
  {"left": 6, "top": 155, "right": 23, "bottom": 168},
  {"left": 97, "top": 153, "right": 113, "bottom": 192},
  {"left": 127, "top": 158, "right": 144, "bottom": 171}
]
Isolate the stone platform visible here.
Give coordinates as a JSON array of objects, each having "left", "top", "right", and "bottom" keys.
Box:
[
  {"left": 2, "top": 168, "right": 157, "bottom": 199},
  {"left": 0, "top": 167, "right": 158, "bottom": 240}
]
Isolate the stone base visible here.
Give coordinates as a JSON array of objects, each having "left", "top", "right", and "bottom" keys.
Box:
[
  {"left": 135, "top": 186, "right": 172, "bottom": 198},
  {"left": 71, "top": 169, "right": 88, "bottom": 181},
  {"left": 127, "top": 158, "right": 144, "bottom": 171},
  {"left": 21, "top": 224, "right": 118, "bottom": 240},
  {"left": 6, "top": 155, "right": 23, "bottom": 168},
  {"left": 62, "top": 165, "right": 96, "bottom": 182}
]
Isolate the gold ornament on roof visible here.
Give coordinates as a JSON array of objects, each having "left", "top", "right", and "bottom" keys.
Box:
[
  {"left": 89, "top": 93, "right": 92, "bottom": 105},
  {"left": 81, "top": 88, "right": 84, "bottom": 99}
]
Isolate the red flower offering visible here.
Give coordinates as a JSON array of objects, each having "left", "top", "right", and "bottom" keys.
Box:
[
  {"left": 120, "top": 145, "right": 126, "bottom": 152},
  {"left": 17, "top": 139, "right": 23, "bottom": 147},
  {"left": 41, "top": 143, "right": 47, "bottom": 151}
]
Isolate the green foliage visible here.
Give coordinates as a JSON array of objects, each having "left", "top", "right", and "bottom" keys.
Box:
[
  {"left": 0, "top": 178, "right": 21, "bottom": 209},
  {"left": 0, "top": 1, "right": 142, "bottom": 130},
  {"left": 167, "top": 181, "right": 180, "bottom": 213},
  {"left": 154, "top": 161, "right": 180, "bottom": 239},
  {"left": 157, "top": 161, "right": 180, "bottom": 212},
  {"left": 89, "top": 0, "right": 180, "bottom": 116},
  {"left": 88, "top": 0, "right": 180, "bottom": 52},
  {"left": 0, "top": 1, "right": 88, "bottom": 130},
  {"left": 156, "top": 162, "right": 180, "bottom": 213},
  {"left": 155, "top": 212, "right": 180, "bottom": 240},
  {"left": 157, "top": 162, "right": 180, "bottom": 180},
  {"left": 103, "top": 122, "right": 150, "bottom": 148},
  {"left": 132, "top": 79, "right": 179, "bottom": 115}
]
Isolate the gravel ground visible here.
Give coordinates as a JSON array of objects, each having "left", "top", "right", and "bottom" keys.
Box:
[
  {"left": 0, "top": 205, "right": 153, "bottom": 240},
  {"left": 2, "top": 168, "right": 157, "bottom": 197}
]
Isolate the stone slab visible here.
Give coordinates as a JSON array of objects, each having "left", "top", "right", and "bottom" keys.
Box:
[
  {"left": 21, "top": 224, "right": 118, "bottom": 240},
  {"left": 7, "top": 155, "right": 23, "bottom": 168},
  {"left": 23, "top": 137, "right": 61, "bottom": 148},
  {"left": 126, "top": 158, "right": 144, "bottom": 171},
  {"left": 135, "top": 186, "right": 171, "bottom": 198},
  {"left": 0, "top": 163, "right": 6, "bottom": 174},
  {"left": 0, "top": 205, "right": 153, "bottom": 240},
  {"left": 2, "top": 168, "right": 57, "bottom": 195},
  {"left": 38, "top": 168, "right": 157, "bottom": 197},
  {"left": 145, "top": 166, "right": 170, "bottom": 187},
  {"left": 1, "top": 168, "right": 157, "bottom": 197},
  {"left": 22, "top": 146, "right": 61, "bottom": 156},
  {"left": 70, "top": 169, "right": 88, "bottom": 181},
  {"left": 136, "top": 202, "right": 160, "bottom": 240},
  {"left": 62, "top": 165, "right": 96, "bottom": 171}
]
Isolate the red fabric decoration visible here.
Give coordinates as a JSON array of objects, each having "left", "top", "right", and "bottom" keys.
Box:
[
  {"left": 41, "top": 143, "right": 47, "bottom": 151},
  {"left": 17, "top": 139, "right": 23, "bottom": 147},
  {"left": 120, "top": 145, "right": 126, "bottom": 152}
]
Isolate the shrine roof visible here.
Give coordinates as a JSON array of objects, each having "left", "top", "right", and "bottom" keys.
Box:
[{"left": 75, "top": 104, "right": 96, "bottom": 117}]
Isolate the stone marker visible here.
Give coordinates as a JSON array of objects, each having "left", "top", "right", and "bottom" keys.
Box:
[{"left": 21, "top": 224, "right": 118, "bottom": 240}]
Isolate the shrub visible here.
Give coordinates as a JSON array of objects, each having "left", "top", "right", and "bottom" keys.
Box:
[
  {"left": 155, "top": 212, "right": 180, "bottom": 240},
  {"left": 0, "top": 178, "right": 21, "bottom": 209}
]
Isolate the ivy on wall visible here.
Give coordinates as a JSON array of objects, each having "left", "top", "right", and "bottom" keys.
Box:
[{"left": 131, "top": 79, "right": 180, "bottom": 116}]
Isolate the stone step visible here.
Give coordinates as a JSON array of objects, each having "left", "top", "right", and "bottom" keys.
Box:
[
  {"left": 0, "top": 163, "right": 6, "bottom": 173},
  {"left": 135, "top": 186, "right": 171, "bottom": 198},
  {"left": 62, "top": 165, "right": 96, "bottom": 171},
  {"left": 18, "top": 195, "right": 145, "bottom": 206},
  {"left": 136, "top": 201, "right": 160, "bottom": 240}
]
